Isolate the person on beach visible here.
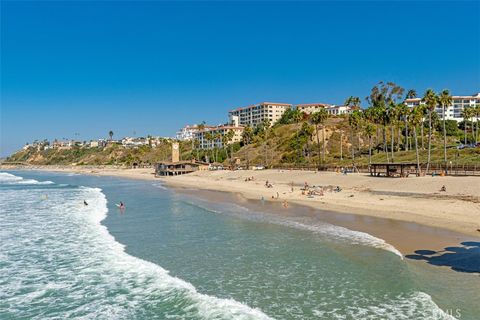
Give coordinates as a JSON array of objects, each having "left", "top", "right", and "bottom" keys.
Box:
[{"left": 440, "top": 185, "right": 446, "bottom": 192}]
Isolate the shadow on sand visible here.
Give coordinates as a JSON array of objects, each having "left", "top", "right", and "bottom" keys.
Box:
[{"left": 406, "top": 242, "right": 480, "bottom": 273}]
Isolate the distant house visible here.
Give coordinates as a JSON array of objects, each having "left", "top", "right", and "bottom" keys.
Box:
[
  {"left": 176, "top": 125, "right": 201, "bottom": 141},
  {"left": 296, "top": 103, "right": 353, "bottom": 116},
  {"left": 52, "top": 140, "right": 72, "bottom": 150},
  {"left": 121, "top": 137, "right": 148, "bottom": 147},
  {"left": 325, "top": 105, "right": 353, "bottom": 116},
  {"left": 296, "top": 103, "right": 332, "bottom": 114}
]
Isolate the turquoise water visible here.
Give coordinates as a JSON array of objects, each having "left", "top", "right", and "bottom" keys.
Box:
[{"left": 0, "top": 171, "right": 478, "bottom": 319}]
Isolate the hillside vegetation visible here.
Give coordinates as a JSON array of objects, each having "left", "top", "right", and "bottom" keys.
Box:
[
  {"left": 5, "top": 83, "right": 480, "bottom": 169},
  {"left": 5, "top": 117, "right": 479, "bottom": 168}
]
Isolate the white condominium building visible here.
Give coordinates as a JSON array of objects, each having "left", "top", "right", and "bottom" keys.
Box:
[
  {"left": 229, "top": 102, "right": 292, "bottom": 127},
  {"left": 176, "top": 125, "right": 202, "bottom": 141},
  {"left": 296, "top": 103, "right": 332, "bottom": 114},
  {"left": 405, "top": 93, "right": 479, "bottom": 122},
  {"left": 194, "top": 125, "right": 244, "bottom": 149},
  {"left": 296, "top": 103, "right": 353, "bottom": 116}
]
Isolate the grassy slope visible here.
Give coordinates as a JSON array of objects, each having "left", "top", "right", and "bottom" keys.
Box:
[{"left": 5, "top": 119, "right": 480, "bottom": 167}]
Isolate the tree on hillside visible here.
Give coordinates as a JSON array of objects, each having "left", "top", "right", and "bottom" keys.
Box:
[
  {"left": 462, "top": 107, "right": 474, "bottom": 145},
  {"left": 261, "top": 118, "right": 272, "bottom": 166},
  {"left": 422, "top": 89, "right": 438, "bottom": 173},
  {"left": 397, "top": 103, "right": 410, "bottom": 151},
  {"left": 300, "top": 122, "right": 314, "bottom": 163},
  {"left": 364, "top": 123, "right": 376, "bottom": 165},
  {"left": 204, "top": 131, "right": 213, "bottom": 163},
  {"left": 345, "top": 96, "right": 361, "bottom": 110},
  {"left": 241, "top": 126, "right": 254, "bottom": 168},
  {"left": 310, "top": 108, "right": 329, "bottom": 166},
  {"left": 109, "top": 131, "right": 114, "bottom": 141},
  {"left": 438, "top": 89, "right": 452, "bottom": 172},
  {"left": 475, "top": 104, "right": 480, "bottom": 144},
  {"left": 292, "top": 109, "right": 305, "bottom": 160},
  {"left": 348, "top": 110, "right": 362, "bottom": 163},
  {"left": 404, "top": 89, "right": 417, "bottom": 151},
  {"left": 214, "top": 132, "right": 222, "bottom": 163},
  {"left": 410, "top": 105, "right": 424, "bottom": 176},
  {"left": 365, "top": 82, "right": 404, "bottom": 162},
  {"left": 386, "top": 102, "right": 398, "bottom": 161}
]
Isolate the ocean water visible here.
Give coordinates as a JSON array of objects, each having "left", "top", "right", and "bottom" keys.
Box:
[{"left": 0, "top": 171, "right": 478, "bottom": 319}]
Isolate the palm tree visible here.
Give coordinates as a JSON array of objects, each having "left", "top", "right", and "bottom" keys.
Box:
[
  {"left": 404, "top": 89, "right": 417, "bottom": 151},
  {"left": 461, "top": 108, "right": 471, "bottom": 145},
  {"left": 204, "top": 131, "right": 213, "bottom": 163},
  {"left": 193, "top": 139, "right": 200, "bottom": 160},
  {"left": 348, "top": 111, "right": 362, "bottom": 163},
  {"left": 406, "top": 89, "right": 417, "bottom": 100},
  {"left": 292, "top": 109, "right": 304, "bottom": 162},
  {"left": 214, "top": 132, "right": 222, "bottom": 162},
  {"left": 386, "top": 102, "right": 397, "bottom": 161},
  {"left": 364, "top": 123, "right": 376, "bottom": 165},
  {"left": 438, "top": 89, "right": 452, "bottom": 173},
  {"left": 422, "top": 89, "right": 438, "bottom": 173},
  {"left": 310, "top": 109, "right": 329, "bottom": 166},
  {"left": 475, "top": 104, "right": 480, "bottom": 144},
  {"left": 397, "top": 103, "right": 410, "bottom": 151},
  {"left": 225, "top": 130, "right": 235, "bottom": 161},
  {"left": 345, "top": 96, "right": 361, "bottom": 110},
  {"left": 242, "top": 126, "right": 253, "bottom": 168},
  {"left": 109, "top": 130, "right": 114, "bottom": 141},
  {"left": 410, "top": 106, "right": 423, "bottom": 176},
  {"left": 262, "top": 119, "right": 272, "bottom": 167}
]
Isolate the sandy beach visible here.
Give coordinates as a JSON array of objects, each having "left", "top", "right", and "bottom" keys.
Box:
[
  {"left": 3, "top": 164, "right": 480, "bottom": 254},
  {"left": 164, "top": 169, "right": 480, "bottom": 236}
]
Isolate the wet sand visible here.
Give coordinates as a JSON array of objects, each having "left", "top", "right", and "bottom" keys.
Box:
[{"left": 173, "top": 187, "right": 478, "bottom": 256}]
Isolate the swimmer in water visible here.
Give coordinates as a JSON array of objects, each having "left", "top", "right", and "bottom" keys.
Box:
[
  {"left": 83, "top": 200, "right": 88, "bottom": 206},
  {"left": 119, "top": 201, "right": 125, "bottom": 209}
]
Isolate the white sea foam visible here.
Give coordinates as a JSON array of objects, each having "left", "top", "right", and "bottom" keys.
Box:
[
  {"left": 313, "top": 292, "right": 456, "bottom": 320},
  {"left": 0, "top": 172, "right": 53, "bottom": 185},
  {"left": 151, "top": 182, "right": 168, "bottom": 190},
  {"left": 0, "top": 173, "right": 273, "bottom": 320},
  {"left": 0, "top": 173, "right": 458, "bottom": 320},
  {"left": 182, "top": 197, "right": 403, "bottom": 258}
]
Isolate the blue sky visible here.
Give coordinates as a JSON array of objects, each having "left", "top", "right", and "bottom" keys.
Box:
[{"left": 1, "top": 1, "right": 479, "bottom": 156}]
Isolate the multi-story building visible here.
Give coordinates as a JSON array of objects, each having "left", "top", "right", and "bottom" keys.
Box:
[
  {"left": 229, "top": 102, "right": 292, "bottom": 127},
  {"left": 405, "top": 93, "right": 480, "bottom": 122},
  {"left": 176, "top": 125, "right": 201, "bottom": 141},
  {"left": 296, "top": 103, "right": 332, "bottom": 114},
  {"left": 296, "top": 103, "right": 353, "bottom": 116},
  {"left": 194, "top": 125, "right": 244, "bottom": 149}
]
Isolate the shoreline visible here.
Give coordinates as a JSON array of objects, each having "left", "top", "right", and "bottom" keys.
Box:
[{"left": 3, "top": 164, "right": 480, "bottom": 256}]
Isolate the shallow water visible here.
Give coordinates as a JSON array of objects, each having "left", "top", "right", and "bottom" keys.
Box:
[{"left": 1, "top": 171, "right": 478, "bottom": 319}]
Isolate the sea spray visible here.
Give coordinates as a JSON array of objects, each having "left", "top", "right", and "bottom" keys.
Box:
[{"left": 0, "top": 173, "right": 273, "bottom": 320}]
